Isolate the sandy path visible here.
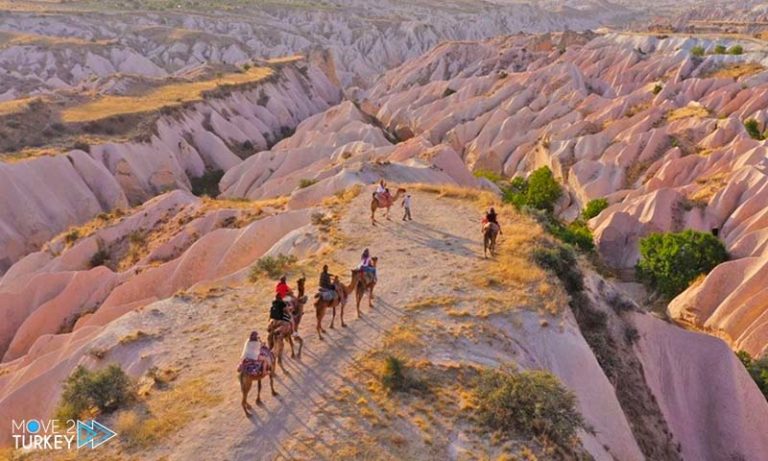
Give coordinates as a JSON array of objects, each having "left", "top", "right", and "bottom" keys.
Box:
[{"left": 160, "top": 189, "right": 485, "bottom": 461}]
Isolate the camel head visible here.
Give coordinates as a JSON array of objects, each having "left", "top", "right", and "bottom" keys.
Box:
[
  {"left": 297, "top": 276, "right": 306, "bottom": 296},
  {"left": 371, "top": 256, "right": 378, "bottom": 267}
]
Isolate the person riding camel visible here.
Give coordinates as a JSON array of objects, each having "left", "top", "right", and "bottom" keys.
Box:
[
  {"left": 483, "top": 207, "right": 503, "bottom": 235},
  {"left": 267, "top": 292, "right": 291, "bottom": 332},
  {"left": 238, "top": 331, "right": 270, "bottom": 376},
  {"left": 318, "top": 264, "right": 340, "bottom": 301},
  {"left": 275, "top": 275, "right": 293, "bottom": 301},
  {"left": 359, "top": 248, "right": 377, "bottom": 283},
  {"left": 375, "top": 179, "right": 390, "bottom": 205}
]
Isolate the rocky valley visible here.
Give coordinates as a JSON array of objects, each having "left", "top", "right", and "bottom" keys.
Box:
[{"left": 1, "top": 1, "right": 768, "bottom": 460}]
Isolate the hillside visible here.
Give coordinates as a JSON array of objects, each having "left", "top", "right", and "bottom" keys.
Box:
[{"left": 1, "top": 185, "right": 766, "bottom": 461}]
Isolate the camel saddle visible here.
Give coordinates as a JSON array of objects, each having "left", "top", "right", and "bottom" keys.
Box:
[
  {"left": 374, "top": 191, "right": 392, "bottom": 207},
  {"left": 238, "top": 346, "right": 273, "bottom": 377},
  {"left": 483, "top": 222, "right": 500, "bottom": 234}
]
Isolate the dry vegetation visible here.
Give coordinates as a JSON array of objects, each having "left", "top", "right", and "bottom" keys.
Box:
[
  {"left": 61, "top": 66, "right": 272, "bottom": 123},
  {"left": 667, "top": 104, "right": 711, "bottom": 122},
  {"left": 703, "top": 62, "right": 765, "bottom": 80}
]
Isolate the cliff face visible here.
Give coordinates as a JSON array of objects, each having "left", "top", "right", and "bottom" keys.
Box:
[{"left": 0, "top": 54, "right": 342, "bottom": 273}]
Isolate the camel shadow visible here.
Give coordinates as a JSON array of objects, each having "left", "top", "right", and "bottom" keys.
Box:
[{"left": 380, "top": 220, "right": 480, "bottom": 258}]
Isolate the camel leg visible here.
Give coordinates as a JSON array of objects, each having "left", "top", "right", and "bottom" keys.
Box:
[
  {"left": 295, "top": 336, "right": 304, "bottom": 357},
  {"left": 316, "top": 306, "right": 325, "bottom": 340},
  {"left": 368, "top": 285, "right": 375, "bottom": 308},
  {"left": 277, "top": 341, "right": 288, "bottom": 375},
  {"left": 256, "top": 378, "right": 262, "bottom": 404},
  {"left": 386, "top": 206, "right": 391, "bottom": 221},
  {"left": 329, "top": 303, "right": 335, "bottom": 329},
  {"left": 287, "top": 335, "right": 295, "bottom": 359},
  {"left": 270, "top": 370, "right": 277, "bottom": 396},
  {"left": 240, "top": 373, "right": 253, "bottom": 415},
  {"left": 340, "top": 300, "right": 348, "bottom": 327},
  {"left": 356, "top": 291, "right": 363, "bottom": 318}
]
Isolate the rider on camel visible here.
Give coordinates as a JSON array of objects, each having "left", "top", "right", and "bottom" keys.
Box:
[
  {"left": 360, "top": 248, "right": 377, "bottom": 283},
  {"left": 238, "top": 331, "right": 270, "bottom": 376},
  {"left": 318, "top": 264, "right": 340, "bottom": 301},
  {"left": 375, "top": 179, "right": 390, "bottom": 204},
  {"left": 268, "top": 292, "right": 291, "bottom": 332},
  {"left": 483, "top": 207, "right": 503, "bottom": 235},
  {"left": 275, "top": 275, "right": 293, "bottom": 300}
]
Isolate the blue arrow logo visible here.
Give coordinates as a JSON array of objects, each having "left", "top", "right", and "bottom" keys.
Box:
[{"left": 76, "top": 420, "right": 117, "bottom": 449}]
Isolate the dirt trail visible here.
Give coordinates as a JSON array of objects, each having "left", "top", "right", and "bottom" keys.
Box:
[{"left": 154, "top": 189, "right": 485, "bottom": 461}]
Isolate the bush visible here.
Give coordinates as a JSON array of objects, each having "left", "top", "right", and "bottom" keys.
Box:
[
  {"left": 582, "top": 198, "right": 609, "bottom": 220},
  {"left": 90, "top": 249, "right": 110, "bottom": 268},
  {"left": 549, "top": 220, "right": 595, "bottom": 252},
  {"left": 473, "top": 169, "right": 504, "bottom": 183},
  {"left": 64, "top": 229, "right": 81, "bottom": 245},
  {"left": 714, "top": 44, "right": 727, "bottom": 54},
  {"left": 737, "top": 351, "right": 768, "bottom": 399},
  {"left": 191, "top": 169, "right": 225, "bottom": 197},
  {"left": 533, "top": 244, "right": 583, "bottom": 294},
  {"left": 652, "top": 83, "right": 663, "bottom": 95},
  {"left": 56, "top": 365, "right": 134, "bottom": 421},
  {"left": 691, "top": 45, "right": 705, "bottom": 57},
  {"left": 502, "top": 176, "right": 529, "bottom": 209},
  {"left": 249, "top": 254, "right": 297, "bottom": 281},
  {"left": 636, "top": 230, "right": 728, "bottom": 298},
  {"left": 475, "top": 368, "right": 584, "bottom": 448},
  {"left": 744, "top": 119, "right": 765, "bottom": 140},
  {"left": 526, "top": 167, "right": 562, "bottom": 212},
  {"left": 729, "top": 45, "right": 744, "bottom": 55},
  {"left": 298, "top": 178, "right": 318, "bottom": 189}
]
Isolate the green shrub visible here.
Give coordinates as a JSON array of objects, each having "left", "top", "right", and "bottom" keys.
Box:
[
  {"left": 191, "top": 169, "right": 225, "bottom": 197},
  {"left": 56, "top": 365, "right": 134, "bottom": 421},
  {"left": 582, "top": 198, "right": 609, "bottom": 220},
  {"left": 549, "top": 220, "right": 595, "bottom": 252},
  {"left": 714, "top": 44, "right": 727, "bottom": 54},
  {"left": 475, "top": 368, "right": 584, "bottom": 448},
  {"left": 90, "top": 249, "right": 110, "bottom": 268},
  {"left": 533, "top": 244, "right": 583, "bottom": 294},
  {"left": 744, "top": 119, "right": 765, "bottom": 140},
  {"left": 691, "top": 45, "right": 705, "bottom": 57},
  {"left": 249, "top": 254, "right": 297, "bottom": 281},
  {"left": 502, "top": 176, "right": 529, "bottom": 209},
  {"left": 728, "top": 45, "right": 744, "bottom": 55},
  {"left": 525, "top": 166, "right": 562, "bottom": 212},
  {"left": 737, "top": 351, "right": 768, "bottom": 399},
  {"left": 652, "top": 83, "right": 663, "bottom": 95},
  {"left": 473, "top": 169, "right": 504, "bottom": 183},
  {"left": 636, "top": 230, "right": 728, "bottom": 298},
  {"left": 298, "top": 178, "right": 318, "bottom": 189}
]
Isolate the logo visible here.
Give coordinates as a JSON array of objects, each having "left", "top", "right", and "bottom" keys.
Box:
[
  {"left": 76, "top": 420, "right": 117, "bottom": 449},
  {"left": 11, "top": 418, "right": 117, "bottom": 451}
]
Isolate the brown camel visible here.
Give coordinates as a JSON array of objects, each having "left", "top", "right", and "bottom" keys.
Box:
[
  {"left": 371, "top": 187, "right": 406, "bottom": 225},
  {"left": 268, "top": 277, "right": 307, "bottom": 373},
  {"left": 239, "top": 344, "right": 277, "bottom": 416},
  {"left": 483, "top": 222, "right": 500, "bottom": 258},
  {"left": 354, "top": 257, "right": 377, "bottom": 317},
  {"left": 314, "top": 270, "right": 361, "bottom": 340}
]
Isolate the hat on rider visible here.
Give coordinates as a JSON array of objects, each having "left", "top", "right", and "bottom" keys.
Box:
[{"left": 249, "top": 331, "right": 260, "bottom": 342}]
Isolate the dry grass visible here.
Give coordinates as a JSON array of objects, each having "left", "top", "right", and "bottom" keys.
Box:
[
  {"left": 115, "top": 377, "right": 223, "bottom": 449},
  {"left": 118, "top": 330, "right": 153, "bottom": 345},
  {"left": 0, "top": 96, "right": 40, "bottom": 116},
  {"left": 409, "top": 183, "right": 495, "bottom": 208},
  {"left": 61, "top": 67, "right": 272, "bottom": 123},
  {"left": 667, "top": 104, "right": 711, "bottom": 122},
  {"left": 404, "top": 296, "right": 457, "bottom": 311},
  {"left": 0, "top": 30, "right": 114, "bottom": 48},
  {"left": 704, "top": 62, "right": 765, "bottom": 80},
  {"left": 322, "top": 184, "right": 364, "bottom": 208},
  {"left": 690, "top": 171, "right": 730, "bottom": 204}
]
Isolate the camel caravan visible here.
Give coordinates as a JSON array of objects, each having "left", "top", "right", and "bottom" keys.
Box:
[{"left": 238, "top": 182, "right": 502, "bottom": 415}]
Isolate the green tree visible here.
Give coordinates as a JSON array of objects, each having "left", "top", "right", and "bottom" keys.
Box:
[
  {"left": 636, "top": 230, "right": 728, "bottom": 298},
  {"left": 691, "top": 45, "right": 706, "bottom": 57},
  {"left": 582, "top": 198, "right": 609, "bottom": 220},
  {"left": 728, "top": 45, "right": 744, "bottom": 55},
  {"left": 525, "top": 166, "right": 562, "bottom": 212}
]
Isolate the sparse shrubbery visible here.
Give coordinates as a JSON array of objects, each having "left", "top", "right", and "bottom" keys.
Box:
[
  {"left": 473, "top": 169, "right": 504, "bottom": 183},
  {"left": 249, "top": 254, "right": 297, "bottom": 281},
  {"left": 55, "top": 365, "right": 134, "bottom": 421},
  {"left": 581, "top": 198, "right": 609, "bottom": 220},
  {"left": 737, "top": 351, "right": 768, "bottom": 399},
  {"left": 744, "top": 118, "right": 766, "bottom": 140},
  {"left": 691, "top": 45, "right": 705, "bottom": 57},
  {"left": 714, "top": 44, "right": 727, "bottom": 54},
  {"left": 533, "top": 244, "right": 584, "bottom": 294},
  {"left": 380, "top": 355, "right": 424, "bottom": 393},
  {"left": 636, "top": 230, "right": 728, "bottom": 298},
  {"left": 64, "top": 229, "right": 81, "bottom": 245},
  {"left": 191, "top": 169, "right": 225, "bottom": 197},
  {"left": 652, "top": 83, "right": 663, "bottom": 95},
  {"left": 729, "top": 45, "right": 744, "bottom": 55},
  {"left": 90, "top": 249, "right": 110, "bottom": 268},
  {"left": 549, "top": 219, "right": 595, "bottom": 252},
  {"left": 298, "top": 178, "right": 318, "bottom": 189},
  {"left": 475, "top": 368, "right": 584, "bottom": 449}
]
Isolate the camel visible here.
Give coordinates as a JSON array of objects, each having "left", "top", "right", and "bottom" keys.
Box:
[
  {"left": 268, "top": 277, "right": 307, "bottom": 373},
  {"left": 239, "top": 344, "right": 277, "bottom": 416},
  {"left": 314, "top": 270, "right": 361, "bottom": 340},
  {"left": 354, "top": 257, "right": 377, "bottom": 317},
  {"left": 483, "top": 222, "right": 500, "bottom": 258},
  {"left": 371, "top": 187, "right": 406, "bottom": 225}
]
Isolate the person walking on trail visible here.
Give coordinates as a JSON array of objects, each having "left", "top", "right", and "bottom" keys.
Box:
[{"left": 401, "top": 193, "right": 412, "bottom": 221}]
